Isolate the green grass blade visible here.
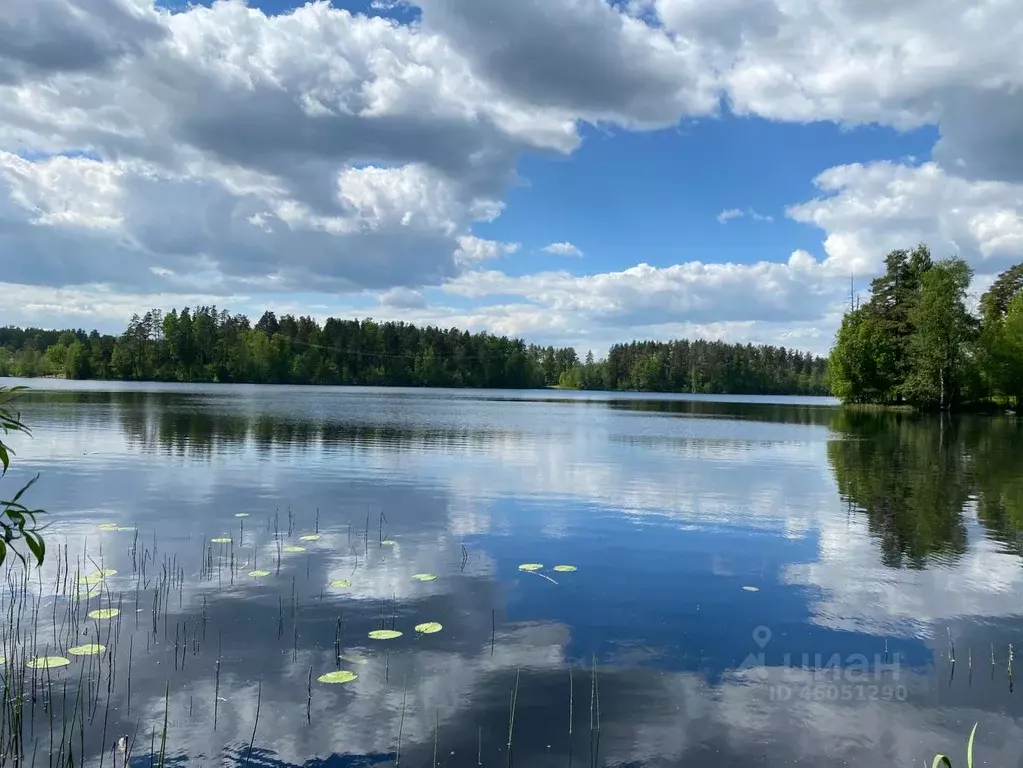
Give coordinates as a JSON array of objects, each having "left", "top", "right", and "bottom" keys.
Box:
[{"left": 966, "top": 722, "right": 977, "bottom": 768}]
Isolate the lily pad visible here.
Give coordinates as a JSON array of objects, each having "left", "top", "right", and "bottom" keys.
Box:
[
  {"left": 553, "top": 565, "right": 577, "bottom": 573},
  {"left": 317, "top": 670, "right": 358, "bottom": 684},
  {"left": 518, "top": 563, "right": 543, "bottom": 572},
  {"left": 329, "top": 580, "right": 351, "bottom": 588},
  {"left": 86, "top": 569, "right": 117, "bottom": 579},
  {"left": 68, "top": 644, "right": 106, "bottom": 656},
  {"left": 380, "top": 540, "right": 397, "bottom": 546},
  {"left": 299, "top": 534, "right": 321, "bottom": 541},
  {"left": 742, "top": 586, "right": 760, "bottom": 592},
  {"left": 415, "top": 622, "right": 442, "bottom": 634},
  {"left": 412, "top": 573, "right": 437, "bottom": 582},
  {"left": 98, "top": 523, "right": 134, "bottom": 532},
  {"left": 210, "top": 537, "right": 232, "bottom": 544},
  {"left": 249, "top": 570, "right": 271, "bottom": 578},
  {"left": 282, "top": 545, "right": 306, "bottom": 553},
  {"left": 78, "top": 575, "right": 105, "bottom": 586},
  {"left": 235, "top": 513, "right": 250, "bottom": 518},
  {"left": 27, "top": 656, "right": 70, "bottom": 669},
  {"left": 87, "top": 608, "right": 120, "bottom": 620},
  {"left": 368, "top": 629, "right": 402, "bottom": 640}
]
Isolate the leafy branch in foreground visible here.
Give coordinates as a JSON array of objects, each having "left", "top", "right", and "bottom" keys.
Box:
[{"left": 0, "top": 385, "right": 46, "bottom": 567}]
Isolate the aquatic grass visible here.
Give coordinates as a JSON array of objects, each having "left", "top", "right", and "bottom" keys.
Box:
[{"left": 932, "top": 722, "right": 978, "bottom": 768}]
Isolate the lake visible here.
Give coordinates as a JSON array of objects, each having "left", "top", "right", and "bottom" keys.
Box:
[{"left": 2, "top": 378, "right": 1023, "bottom": 767}]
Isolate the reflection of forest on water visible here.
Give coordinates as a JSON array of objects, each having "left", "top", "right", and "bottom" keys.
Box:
[
  {"left": 828, "top": 410, "right": 1023, "bottom": 568},
  {"left": 28, "top": 390, "right": 1023, "bottom": 569}
]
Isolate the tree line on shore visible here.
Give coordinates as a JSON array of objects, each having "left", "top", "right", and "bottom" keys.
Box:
[
  {"left": 0, "top": 309, "right": 828, "bottom": 395},
  {"left": 827, "top": 246, "right": 1023, "bottom": 411}
]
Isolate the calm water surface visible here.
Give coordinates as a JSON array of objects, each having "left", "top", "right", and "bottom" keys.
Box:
[{"left": 3, "top": 379, "right": 1023, "bottom": 767}]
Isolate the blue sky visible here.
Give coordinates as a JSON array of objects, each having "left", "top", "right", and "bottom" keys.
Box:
[{"left": 0, "top": 0, "right": 1020, "bottom": 355}]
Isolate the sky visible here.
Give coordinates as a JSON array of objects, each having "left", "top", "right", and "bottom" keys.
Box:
[{"left": 1, "top": 0, "right": 1022, "bottom": 357}]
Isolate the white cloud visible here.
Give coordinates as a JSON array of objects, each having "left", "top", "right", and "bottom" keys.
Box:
[
  {"left": 717, "top": 208, "right": 773, "bottom": 224},
  {"left": 0, "top": 0, "right": 1022, "bottom": 354},
  {"left": 541, "top": 241, "right": 583, "bottom": 257},
  {"left": 453, "top": 234, "right": 520, "bottom": 265}
]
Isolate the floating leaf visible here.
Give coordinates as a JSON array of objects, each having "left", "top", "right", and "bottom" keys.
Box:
[
  {"left": 318, "top": 670, "right": 358, "bottom": 684},
  {"left": 283, "top": 545, "right": 306, "bottom": 553},
  {"left": 415, "top": 622, "right": 442, "bottom": 634},
  {"left": 211, "top": 537, "right": 232, "bottom": 544},
  {"left": 98, "top": 523, "right": 119, "bottom": 531},
  {"left": 518, "top": 563, "right": 543, "bottom": 572},
  {"left": 27, "top": 656, "right": 70, "bottom": 669},
  {"left": 340, "top": 653, "right": 368, "bottom": 665},
  {"left": 368, "top": 629, "right": 402, "bottom": 640},
  {"left": 742, "top": 586, "right": 759, "bottom": 592},
  {"left": 249, "top": 570, "right": 271, "bottom": 578},
  {"left": 329, "top": 580, "right": 351, "bottom": 588},
  {"left": 84, "top": 569, "right": 117, "bottom": 580},
  {"left": 552, "top": 565, "right": 577, "bottom": 573},
  {"left": 87, "top": 608, "right": 120, "bottom": 620},
  {"left": 235, "top": 513, "right": 250, "bottom": 518},
  {"left": 68, "top": 644, "right": 105, "bottom": 656},
  {"left": 412, "top": 573, "right": 437, "bottom": 582},
  {"left": 0, "top": 657, "right": 6, "bottom": 665},
  {"left": 380, "top": 540, "right": 397, "bottom": 547},
  {"left": 299, "top": 534, "right": 321, "bottom": 541},
  {"left": 78, "top": 575, "right": 105, "bottom": 586}
]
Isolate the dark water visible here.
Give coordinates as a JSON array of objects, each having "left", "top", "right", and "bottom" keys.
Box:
[{"left": 3, "top": 379, "right": 1023, "bottom": 767}]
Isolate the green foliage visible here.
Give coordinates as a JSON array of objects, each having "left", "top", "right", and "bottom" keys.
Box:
[
  {"left": 0, "top": 386, "right": 46, "bottom": 567},
  {"left": 1, "top": 308, "right": 829, "bottom": 395},
  {"left": 829, "top": 247, "right": 1021, "bottom": 411},
  {"left": 902, "top": 258, "right": 977, "bottom": 409}
]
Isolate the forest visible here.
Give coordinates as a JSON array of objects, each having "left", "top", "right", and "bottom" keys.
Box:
[
  {"left": 827, "top": 246, "right": 1023, "bottom": 411},
  {"left": 0, "top": 309, "right": 829, "bottom": 395}
]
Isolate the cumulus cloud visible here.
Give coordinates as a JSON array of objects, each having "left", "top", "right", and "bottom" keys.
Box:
[
  {"left": 0, "top": 0, "right": 1022, "bottom": 352},
  {"left": 541, "top": 241, "right": 583, "bottom": 257}
]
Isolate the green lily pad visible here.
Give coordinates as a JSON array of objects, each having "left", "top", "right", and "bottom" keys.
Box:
[
  {"left": 77, "top": 575, "right": 105, "bottom": 586},
  {"left": 552, "top": 565, "right": 577, "bottom": 573},
  {"left": 299, "top": 534, "right": 321, "bottom": 541},
  {"left": 84, "top": 569, "right": 117, "bottom": 580},
  {"left": 318, "top": 670, "right": 358, "bottom": 684},
  {"left": 98, "top": 523, "right": 134, "bottom": 532},
  {"left": 27, "top": 656, "right": 70, "bottom": 669},
  {"left": 249, "top": 570, "right": 271, "bottom": 578},
  {"left": 235, "top": 513, "right": 250, "bottom": 518},
  {"left": 210, "top": 537, "right": 232, "bottom": 544},
  {"left": 87, "top": 608, "right": 120, "bottom": 620},
  {"left": 282, "top": 545, "right": 306, "bottom": 553},
  {"left": 518, "top": 563, "right": 543, "bottom": 572},
  {"left": 412, "top": 573, "right": 437, "bottom": 582},
  {"left": 368, "top": 629, "right": 402, "bottom": 640},
  {"left": 68, "top": 644, "right": 106, "bottom": 656},
  {"left": 380, "top": 540, "right": 397, "bottom": 546},
  {"left": 415, "top": 622, "right": 442, "bottom": 634},
  {"left": 329, "top": 580, "right": 351, "bottom": 588}
]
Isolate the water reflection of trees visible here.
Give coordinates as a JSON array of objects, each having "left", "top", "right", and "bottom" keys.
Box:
[{"left": 827, "top": 410, "right": 1023, "bottom": 568}]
